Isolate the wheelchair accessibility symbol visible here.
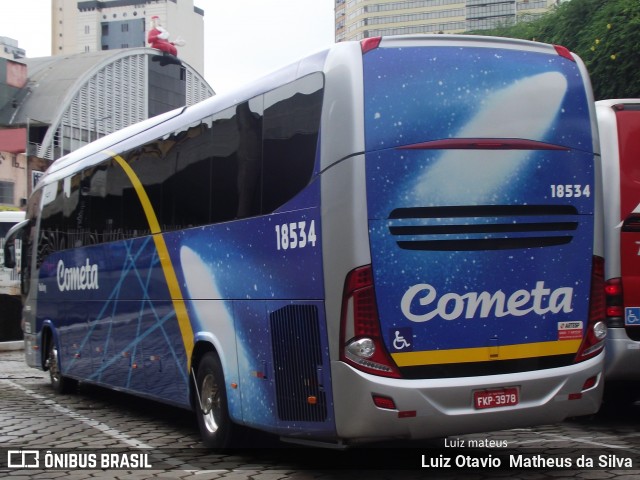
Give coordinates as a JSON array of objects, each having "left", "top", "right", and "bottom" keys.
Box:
[
  {"left": 390, "top": 328, "right": 413, "bottom": 351},
  {"left": 626, "top": 307, "right": 640, "bottom": 326}
]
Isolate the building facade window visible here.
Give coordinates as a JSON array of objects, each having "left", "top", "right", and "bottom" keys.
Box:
[
  {"left": 336, "top": 0, "right": 554, "bottom": 39},
  {"left": 0, "top": 181, "right": 15, "bottom": 204}
]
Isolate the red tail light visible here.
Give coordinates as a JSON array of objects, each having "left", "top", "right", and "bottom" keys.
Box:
[
  {"left": 340, "top": 265, "right": 401, "bottom": 378},
  {"left": 605, "top": 277, "right": 624, "bottom": 324},
  {"left": 361, "top": 37, "right": 382, "bottom": 55},
  {"left": 575, "top": 256, "right": 607, "bottom": 362},
  {"left": 554, "top": 45, "right": 575, "bottom": 62}
]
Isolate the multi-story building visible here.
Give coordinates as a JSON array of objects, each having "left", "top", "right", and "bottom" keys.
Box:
[
  {"left": 335, "top": 0, "right": 559, "bottom": 41},
  {"left": 52, "top": 0, "right": 204, "bottom": 74}
]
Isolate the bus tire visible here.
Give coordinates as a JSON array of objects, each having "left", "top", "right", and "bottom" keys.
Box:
[
  {"left": 46, "top": 339, "right": 77, "bottom": 394},
  {"left": 195, "top": 352, "right": 234, "bottom": 448}
]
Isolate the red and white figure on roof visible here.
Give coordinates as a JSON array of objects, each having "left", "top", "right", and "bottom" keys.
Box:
[{"left": 148, "top": 15, "right": 184, "bottom": 56}]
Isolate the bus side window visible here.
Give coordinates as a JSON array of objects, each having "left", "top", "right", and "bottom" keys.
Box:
[
  {"left": 39, "top": 182, "right": 66, "bottom": 266},
  {"left": 85, "top": 165, "right": 118, "bottom": 243},
  {"left": 209, "top": 101, "right": 264, "bottom": 223},
  {"left": 262, "top": 72, "right": 323, "bottom": 214},
  {"left": 120, "top": 144, "right": 163, "bottom": 236},
  {"left": 65, "top": 171, "right": 93, "bottom": 248},
  {"left": 234, "top": 98, "right": 263, "bottom": 219},
  {"left": 167, "top": 121, "right": 215, "bottom": 228},
  {"left": 210, "top": 110, "right": 241, "bottom": 223}
]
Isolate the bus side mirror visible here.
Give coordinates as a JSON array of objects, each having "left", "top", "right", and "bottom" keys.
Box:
[{"left": 3, "top": 219, "right": 29, "bottom": 268}]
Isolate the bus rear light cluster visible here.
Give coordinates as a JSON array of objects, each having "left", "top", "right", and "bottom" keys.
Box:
[
  {"left": 340, "top": 265, "right": 401, "bottom": 378},
  {"left": 575, "top": 256, "right": 607, "bottom": 362},
  {"left": 604, "top": 277, "right": 625, "bottom": 326}
]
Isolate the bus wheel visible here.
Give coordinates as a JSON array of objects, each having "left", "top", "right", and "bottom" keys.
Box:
[
  {"left": 46, "top": 340, "right": 77, "bottom": 394},
  {"left": 195, "top": 352, "right": 234, "bottom": 448}
]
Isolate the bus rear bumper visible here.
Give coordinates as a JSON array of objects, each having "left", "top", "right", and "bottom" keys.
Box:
[{"left": 331, "top": 354, "right": 603, "bottom": 443}]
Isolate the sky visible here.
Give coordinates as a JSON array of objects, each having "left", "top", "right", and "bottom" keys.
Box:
[{"left": 0, "top": 0, "right": 336, "bottom": 93}]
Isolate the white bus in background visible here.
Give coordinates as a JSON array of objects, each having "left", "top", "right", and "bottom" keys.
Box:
[
  {"left": 0, "top": 210, "right": 25, "bottom": 296},
  {"left": 597, "top": 99, "right": 640, "bottom": 399},
  {"left": 5, "top": 35, "right": 606, "bottom": 448}
]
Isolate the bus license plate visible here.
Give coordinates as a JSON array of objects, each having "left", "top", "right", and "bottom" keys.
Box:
[{"left": 474, "top": 387, "right": 519, "bottom": 410}]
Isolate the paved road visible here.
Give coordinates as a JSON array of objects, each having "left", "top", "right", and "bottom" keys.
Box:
[{"left": 1, "top": 348, "right": 639, "bottom": 479}]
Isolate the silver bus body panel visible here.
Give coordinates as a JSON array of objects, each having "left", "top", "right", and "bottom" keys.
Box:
[
  {"left": 320, "top": 43, "right": 368, "bottom": 362},
  {"left": 331, "top": 356, "right": 602, "bottom": 442}
]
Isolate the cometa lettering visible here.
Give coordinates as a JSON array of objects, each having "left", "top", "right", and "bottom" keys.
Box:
[
  {"left": 401, "top": 281, "right": 573, "bottom": 323},
  {"left": 57, "top": 258, "right": 99, "bottom": 292}
]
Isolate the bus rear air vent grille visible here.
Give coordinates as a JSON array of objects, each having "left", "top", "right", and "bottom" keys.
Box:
[{"left": 387, "top": 205, "right": 579, "bottom": 251}]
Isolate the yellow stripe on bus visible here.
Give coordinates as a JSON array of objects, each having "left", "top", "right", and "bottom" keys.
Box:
[
  {"left": 391, "top": 339, "right": 582, "bottom": 367},
  {"left": 108, "top": 151, "right": 195, "bottom": 371}
]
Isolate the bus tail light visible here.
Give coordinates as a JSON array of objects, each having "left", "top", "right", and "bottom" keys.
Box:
[
  {"left": 575, "top": 256, "right": 607, "bottom": 362},
  {"left": 340, "top": 265, "right": 401, "bottom": 378},
  {"left": 554, "top": 45, "right": 575, "bottom": 62},
  {"left": 605, "top": 277, "right": 624, "bottom": 327},
  {"left": 361, "top": 37, "right": 382, "bottom": 54}
]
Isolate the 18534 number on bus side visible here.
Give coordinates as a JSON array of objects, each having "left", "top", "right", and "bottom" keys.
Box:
[
  {"left": 275, "top": 220, "right": 317, "bottom": 251},
  {"left": 550, "top": 184, "right": 591, "bottom": 198}
]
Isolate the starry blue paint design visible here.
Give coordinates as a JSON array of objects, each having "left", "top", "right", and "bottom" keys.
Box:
[
  {"left": 364, "top": 47, "right": 592, "bottom": 153},
  {"left": 35, "top": 182, "right": 333, "bottom": 434},
  {"left": 38, "top": 236, "right": 189, "bottom": 405},
  {"left": 363, "top": 45, "right": 595, "bottom": 357},
  {"left": 166, "top": 205, "right": 333, "bottom": 434}
]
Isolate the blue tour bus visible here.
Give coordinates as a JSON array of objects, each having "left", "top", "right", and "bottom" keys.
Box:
[{"left": 4, "top": 35, "right": 606, "bottom": 447}]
